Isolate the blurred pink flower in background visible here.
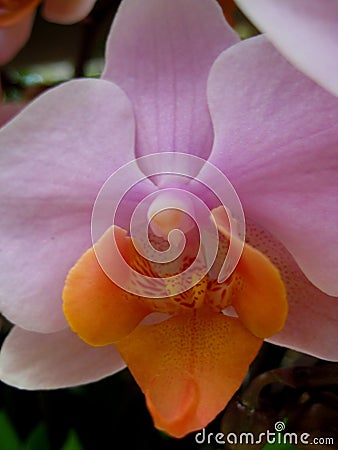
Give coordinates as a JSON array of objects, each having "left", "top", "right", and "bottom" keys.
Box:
[
  {"left": 0, "top": 0, "right": 337, "bottom": 438},
  {"left": 235, "top": 0, "right": 338, "bottom": 97},
  {"left": 0, "top": 0, "right": 97, "bottom": 65}
]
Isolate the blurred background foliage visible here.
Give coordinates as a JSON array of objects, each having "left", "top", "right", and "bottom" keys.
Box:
[{"left": 0, "top": 1, "right": 337, "bottom": 449}]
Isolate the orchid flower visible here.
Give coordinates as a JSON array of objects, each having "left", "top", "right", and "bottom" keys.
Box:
[
  {"left": 0, "top": 0, "right": 97, "bottom": 65},
  {"left": 0, "top": 0, "right": 337, "bottom": 439},
  {"left": 235, "top": 0, "right": 338, "bottom": 97}
]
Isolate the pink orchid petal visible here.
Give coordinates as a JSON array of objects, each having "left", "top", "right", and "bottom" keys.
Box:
[
  {"left": 206, "top": 35, "right": 338, "bottom": 296},
  {"left": 42, "top": 0, "right": 97, "bottom": 24},
  {"left": 102, "top": 0, "right": 239, "bottom": 173},
  {"left": 0, "top": 326, "right": 126, "bottom": 389},
  {"left": 0, "top": 13, "right": 34, "bottom": 65},
  {"left": 0, "top": 78, "right": 154, "bottom": 332},
  {"left": 245, "top": 222, "right": 338, "bottom": 361},
  {"left": 235, "top": 0, "right": 338, "bottom": 97}
]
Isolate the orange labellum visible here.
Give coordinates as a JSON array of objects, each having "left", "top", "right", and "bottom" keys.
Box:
[
  {"left": 212, "top": 206, "right": 288, "bottom": 338},
  {"left": 116, "top": 308, "right": 262, "bottom": 437},
  {"left": 62, "top": 207, "right": 288, "bottom": 437},
  {"left": 63, "top": 226, "right": 152, "bottom": 346}
]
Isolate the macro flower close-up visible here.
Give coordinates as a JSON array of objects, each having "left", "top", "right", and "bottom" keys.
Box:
[
  {"left": 0, "top": 0, "right": 337, "bottom": 446},
  {"left": 0, "top": 0, "right": 98, "bottom": 64}
]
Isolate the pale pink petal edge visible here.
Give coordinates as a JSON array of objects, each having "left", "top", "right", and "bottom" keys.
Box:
[
  {"left": 0, "top": 326, "right": 126, "bottom": 389},
  {"left": 235, "top": 0, "right": 338, "bottom": 97},
  {"left": 246, "top": 222, "right": 338, "bottom": 362}
]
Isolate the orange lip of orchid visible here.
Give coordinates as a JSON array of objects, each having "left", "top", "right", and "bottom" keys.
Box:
[
  {"left": 0, "top": 0, "right": 41, "bottom": 27},
  {"left": 62, "top": 204, "right": 288, "bottom": 438}
]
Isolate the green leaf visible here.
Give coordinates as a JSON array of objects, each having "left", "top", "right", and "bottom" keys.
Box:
[
  {"left": 0, "top": 409, "right": 22, "bottom": 450},
  {"left": 23, "top": 423, "right": 50, "bottom": 450},
  {"left": 61, "top": 430, "right": 84, "bottom": 450}
]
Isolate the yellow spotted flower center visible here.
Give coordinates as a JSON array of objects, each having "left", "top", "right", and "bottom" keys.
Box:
[{"left": 63, "top": 204, "right": 288, "bottom": 346}]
